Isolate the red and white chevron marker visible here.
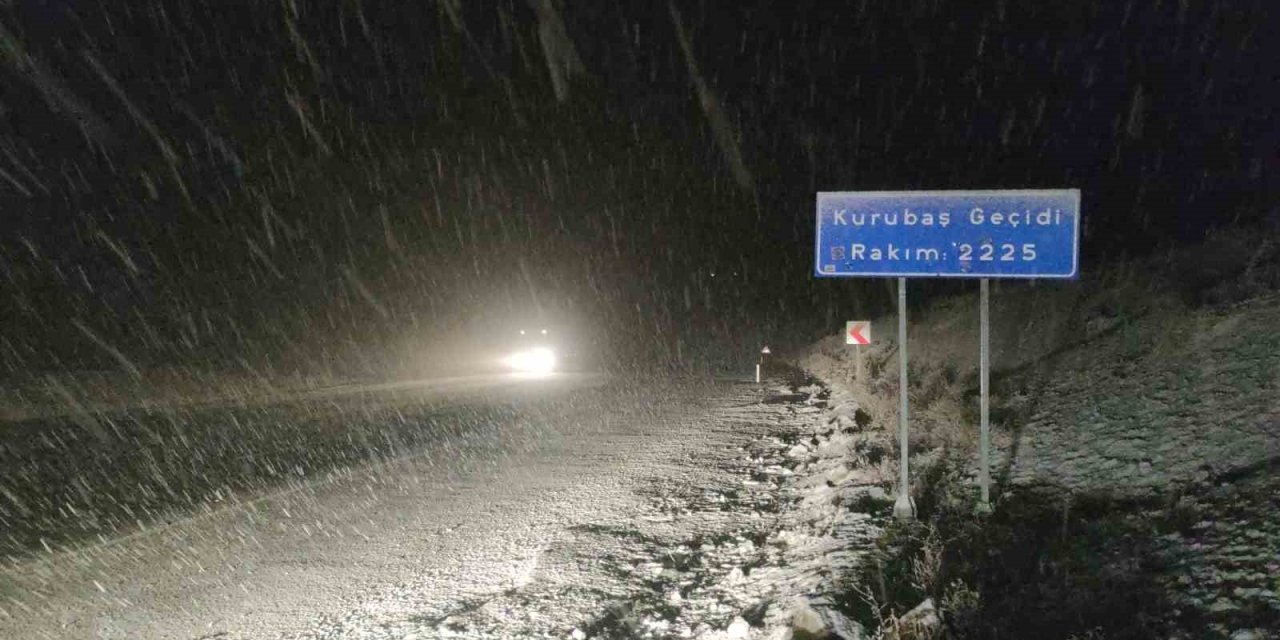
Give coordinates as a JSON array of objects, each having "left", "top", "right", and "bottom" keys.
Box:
[{"left": 845, "top": 321, "right": 871, "bottom": 345}]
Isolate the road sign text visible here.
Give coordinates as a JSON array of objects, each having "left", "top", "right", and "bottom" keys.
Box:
[{"left": 815, "top": 190, "right": 1080, "bottom": 278}]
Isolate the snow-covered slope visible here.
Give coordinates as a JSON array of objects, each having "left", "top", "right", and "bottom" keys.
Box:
[{"left": 797, "top": 277, "right": 1280, "bottom": 638}]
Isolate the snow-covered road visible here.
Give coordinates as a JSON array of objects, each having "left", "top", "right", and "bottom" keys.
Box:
[{"left": 0, "top": 375, "right": 850, "bottom": 639}]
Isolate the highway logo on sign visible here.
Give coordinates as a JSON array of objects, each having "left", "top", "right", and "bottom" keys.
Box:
[{"left": 846, "top": 321, "right": 871, "bottom": 345}]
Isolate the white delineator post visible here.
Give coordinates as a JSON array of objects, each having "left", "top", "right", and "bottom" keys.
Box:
[
  {"left": 977, "top": 278, "right": 993, "bottom": 514},
  {"left": 894, "top": 277, "right": 915, "bottom": 520}
]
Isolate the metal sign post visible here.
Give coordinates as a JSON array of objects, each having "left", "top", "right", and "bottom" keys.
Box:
[
  {"left": 893, "top": 277, "right": 915, "bottom": 520},
  {"left": 977, "top": 278, "right": 992, "bottom": 514},
  {"left": 814, "top": 189, "right": 1081, "bottom": 518}
]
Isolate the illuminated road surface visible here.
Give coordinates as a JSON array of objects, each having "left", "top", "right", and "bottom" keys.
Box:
[{"left": 0, "top": 372, "right": 794, "bottom": 639}]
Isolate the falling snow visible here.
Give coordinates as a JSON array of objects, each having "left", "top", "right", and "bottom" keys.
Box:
[{"left": 0, "top": 0, "right": 1275, "bottom": 638}]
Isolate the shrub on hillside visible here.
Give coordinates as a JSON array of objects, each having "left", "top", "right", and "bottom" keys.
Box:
[{"left": 1171, "top": 229, "right": 1280, "bottom": 306}]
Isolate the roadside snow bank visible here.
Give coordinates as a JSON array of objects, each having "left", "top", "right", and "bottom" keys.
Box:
[
  {"left": 1001, "top": 293, "right": 1280, "bottom": 494},
  {"left": 585, "top": 380, "right": 888, "bottom": 640},
  {"left": 802, "top": 286, "right": 1280, "bottom": 497},
  {"left": 797, "top": 279, "right": 1280, "bottom": 638}
]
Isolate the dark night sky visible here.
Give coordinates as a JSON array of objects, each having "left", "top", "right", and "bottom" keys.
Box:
[{"left": 0, "top": 0, "right": 1276, "bottom": 378}]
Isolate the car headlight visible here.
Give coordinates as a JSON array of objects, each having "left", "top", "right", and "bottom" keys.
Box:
[{"left": 503, "top": 347, "right": 557, "bottom": 375}]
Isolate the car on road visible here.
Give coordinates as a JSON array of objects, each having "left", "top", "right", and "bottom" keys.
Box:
[
  {"left": 504, "top": 326, "right": 559, "bottom": 374},
  {"left": 505, "top": 319, "right": 603, "bottom": 372}
]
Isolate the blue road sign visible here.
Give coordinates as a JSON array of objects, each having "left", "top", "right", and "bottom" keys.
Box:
[{"left": 815, "top": 190, "right": 1080, "bottom": 278}]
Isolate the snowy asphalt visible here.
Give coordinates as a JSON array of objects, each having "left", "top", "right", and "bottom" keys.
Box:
[{"left": 0, "top": 373, "right": 821, "bottom": 639}]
